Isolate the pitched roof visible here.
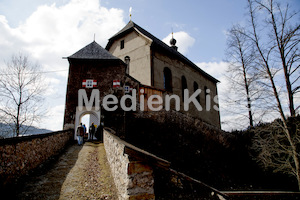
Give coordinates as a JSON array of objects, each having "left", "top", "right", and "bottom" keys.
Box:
[
  {"left": 106, "top": 21, "right": 219, "bottom": 83},
  {"left": 68, "top": 41, "right": 119, "bottom": 60}
]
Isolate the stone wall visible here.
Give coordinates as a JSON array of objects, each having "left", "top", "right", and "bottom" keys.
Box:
[
  {"left": 103, "top": 128, "right": 155, "bottom": 200},
  {"left": 103, "top": 128, "right": 130, "bottom": 199},
  {"left": 103, "top": 127, "right": 230, "bottom": 200},
  {"left": 0, "top": 130, "right": 73, "bottom": 186}
]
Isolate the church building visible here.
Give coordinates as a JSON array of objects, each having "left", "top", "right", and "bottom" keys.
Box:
[
  {"left": 106, "top": 21, "right": 220, "bottom": 127},
  {"left": 63, "top": 20, "right": 221, "bottom": 133}
]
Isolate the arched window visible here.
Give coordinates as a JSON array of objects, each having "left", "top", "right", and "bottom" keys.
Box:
[
  {"left": 181, "top": 76, "right": 187, "bottom": 101},
  {"left": 120, "top": 40, "right": 125, "bottom": 49},
  {"left": 194, "top": 82, "right": 200, "bottom": 103},
  {"left": 124, "top": 56, "right": 130, "bottom": 74},
  {"left": 164, "top": 67, "right": 172, "bottom": 92},
  {"left": 204, "top": 86, "right": 209, "bottom": 105}
]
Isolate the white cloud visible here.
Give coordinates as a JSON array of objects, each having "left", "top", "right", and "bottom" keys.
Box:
[
  {"left": 162, "top": 31, "right": 195, "bottom": 55},
  {"left": 43, "top": 76, "right": 63, "bottom": 97},
  {"left": 39, "top": 104, "right": 66, "bottom": 131},
  {"left": 0, "top": 0, "right": 126, "bottom": 131},
  {"left": 0, "top": 0, "right": 125, "bottom": 71},
  {"left": 196, "top": 62, "right": 253, "bottom": 131},
  {"left": 196, "top": 62, "right": 228, "bottom": 80}
]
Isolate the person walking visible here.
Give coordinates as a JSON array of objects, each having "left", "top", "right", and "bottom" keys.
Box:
[
  {"left": 76, "top": 123, "right": 84, "bottom": 145},
  {"left": 82, "top": 124, "right": 87, "bottom": 141},
  {"left": 82, "top": 124, "right": 86, "bottom": 134},
  {"left": 89, "top": 122, "right": 95, "bottom": 141}
]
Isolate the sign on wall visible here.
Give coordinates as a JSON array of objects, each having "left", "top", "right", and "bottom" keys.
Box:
[
  {"left": 82, "top": 79, "right": 97, "bottom": 88},
  {"left": 113, "top": 80, "right": 120, "bottom": 88}
]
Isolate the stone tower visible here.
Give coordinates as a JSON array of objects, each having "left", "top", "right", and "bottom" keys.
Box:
[{"left": 63, "top": 41, "right": 126, "bottom": 135}]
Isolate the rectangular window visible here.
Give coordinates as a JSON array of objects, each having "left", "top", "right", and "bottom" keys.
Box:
[
  {"left": 86, "top": 80, "right": 93, "bottom": 88},
  {"left": 124, "top": 86, "right": 130, "bottom": 93},
  {"left": 120, "top": 40, "right": 125, "bottom": 49}
]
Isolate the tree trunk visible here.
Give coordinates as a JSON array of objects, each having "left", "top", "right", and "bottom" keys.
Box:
[
  {"left": 236, "top": 30, "right": 254, "bottom": 127},
  {"left": 16, "top": 104, "right": 20, "bottom": 137},
  {"left": 283, "top": 62, "right": 295, "bottom": 117},
  {"left": 16, "top": 91, "right": 22, "bottom": 137},
  {"left": 242, "top": 61, "right": 254, "bottom": 127}
]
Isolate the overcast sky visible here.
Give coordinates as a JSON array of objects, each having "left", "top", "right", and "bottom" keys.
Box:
[{"left": 0, "top": 0, "right": 299, "bottom": 131}]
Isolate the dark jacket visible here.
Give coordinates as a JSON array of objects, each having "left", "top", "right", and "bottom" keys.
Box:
[
  {"left": 77, "top": 125, "right": 84, "bottom": 136},
  {"left": 89, "top": 125, "right": 95, "bottom": 134}
]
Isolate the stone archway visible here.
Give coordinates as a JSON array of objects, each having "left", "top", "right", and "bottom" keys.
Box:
[{"left": 74, "top": 106, "right": 100, "bottom": 139}]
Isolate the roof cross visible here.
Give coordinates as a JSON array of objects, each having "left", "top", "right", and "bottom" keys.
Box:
[{"left": 129, "top": 7, "right": 132, "bottom": 21}]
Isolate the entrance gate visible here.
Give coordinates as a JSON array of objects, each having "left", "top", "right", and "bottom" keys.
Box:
[{"left": 74, "top": 106, "right": 100, "bottom": 139}]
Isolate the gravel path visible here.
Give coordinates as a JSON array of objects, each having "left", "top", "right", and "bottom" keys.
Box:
[{"left": 14, "top": 141, "right": 118, "bottom": 200}]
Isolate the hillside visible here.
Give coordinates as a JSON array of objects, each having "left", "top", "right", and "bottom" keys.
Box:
[{"left": 0, "top": 123, "right": 52, "bottom": 139}]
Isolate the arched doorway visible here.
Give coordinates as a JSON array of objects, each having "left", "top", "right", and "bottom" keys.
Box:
[
  {"left": 80, "top": 112, "right": 99, "bottom": 140},
  {"left": 74, "top": 107, "right": 100, "bottom": 140},
  {"left": 80, "top": 114, "right": 90, "bottom": 140}
]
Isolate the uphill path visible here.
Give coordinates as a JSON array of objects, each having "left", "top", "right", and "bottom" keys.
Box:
[{"left": 13, "top": 141, "right": 118, "bottom": 200}]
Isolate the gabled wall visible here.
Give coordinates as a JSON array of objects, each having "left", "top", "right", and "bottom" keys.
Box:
[{"left": 107, "top": 31, "right": 152, "bottom": 86}]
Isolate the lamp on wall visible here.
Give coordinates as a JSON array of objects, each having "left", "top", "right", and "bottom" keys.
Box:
[
  {"left": 69, "top": 112, "right": 74, "bottom": 120},
  {"left": 100, "top": 114, "right": 105, "bottom": 126}
]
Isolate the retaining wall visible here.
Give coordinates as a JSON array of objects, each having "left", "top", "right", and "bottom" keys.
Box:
[
  {"left": 103, "top": 128, "right": 230, "bottom": 200},
  {"left": 0, "top": 130, "right": 73, "bottom": 186},
  {"left": 103, "top": 128, "right": 155, "bottom": 200}
]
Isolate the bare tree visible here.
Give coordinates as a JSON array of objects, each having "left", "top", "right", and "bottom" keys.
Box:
[
  {"left": 254, "top": 0, "right": 300, "bottom": 117},
  {"left": 255, "top": 0, "right": 300, "bottom": 116},
  {"left": 252, "top": 118, "right": 300, "bottom": 190},
  {"left": 0, "top": 54, "right": 46, "bottom": 137},
  {"left": 245, "top": 0, "right": 300, "bottom": 190},
  {"left": 225, "top": 25, "right": 262, "bottom": 128}
]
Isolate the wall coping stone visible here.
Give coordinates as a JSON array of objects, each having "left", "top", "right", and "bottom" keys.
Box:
[{"left": 0, "top": 130, "right": 74, "bottom": 146}]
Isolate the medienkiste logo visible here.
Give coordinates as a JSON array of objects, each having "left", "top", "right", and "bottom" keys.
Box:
[{"left": 78, "top": 89, "right": 219, "bottom": 112}]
